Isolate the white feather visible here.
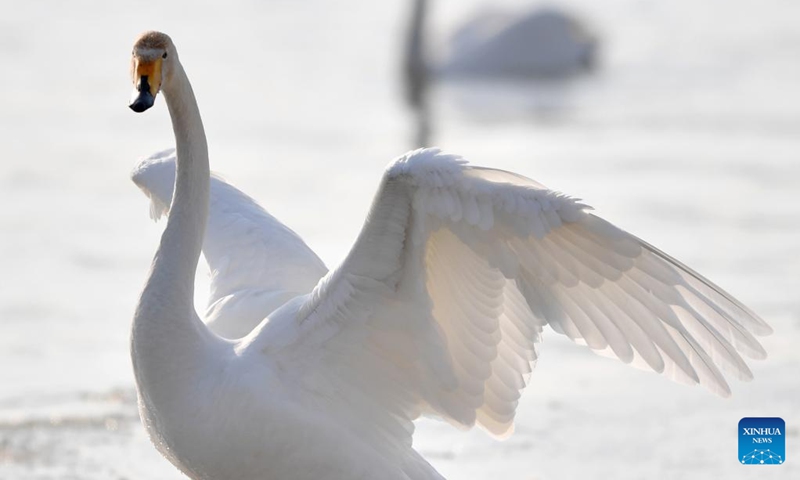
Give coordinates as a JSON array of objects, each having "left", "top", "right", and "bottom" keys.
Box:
[
  {"left": 250, "top": 148, "right": 771, "bottom": 451},
  {"left": 131, "top": 149, "right": 327, "bottom": 338},
  {"left": 131, "top": 33, "right": 769, "bottom": 479}
]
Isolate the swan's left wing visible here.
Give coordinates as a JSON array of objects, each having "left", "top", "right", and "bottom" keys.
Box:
[
  {"left": 132, "top": 149, "right": 328, "bottom": 338},
  {"left": 255, "top": 148, "right": 769, "bottom": 450}
]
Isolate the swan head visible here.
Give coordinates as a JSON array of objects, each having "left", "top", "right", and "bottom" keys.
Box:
[{"left": 129, "top": 31, "right": 176, "bottom": 113}]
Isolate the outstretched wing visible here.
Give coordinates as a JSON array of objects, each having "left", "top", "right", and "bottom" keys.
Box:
[
  {"left": 254, "top": 148, "right": 770, "bottom": 449},
  {"left": 131, "top": 149, "right": 328, "bottom": 337}
]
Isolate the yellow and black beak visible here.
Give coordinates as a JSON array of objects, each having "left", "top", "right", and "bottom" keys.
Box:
[{"left": 129, "top": 58, "right": 163, "bottom": 113}]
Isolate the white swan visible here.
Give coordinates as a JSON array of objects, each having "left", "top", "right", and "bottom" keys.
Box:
[
  {"left": 129, "top": 31, "right": 770, "bottom": 479},
  {"left": 403, "top": 1, "right": 597, "bottom": 146},
  {"left": 439, "top": 6, "right": 597, "bottom": 78},
  {"left": 131, "top": 149, "right": 327, "bottom": 338}
]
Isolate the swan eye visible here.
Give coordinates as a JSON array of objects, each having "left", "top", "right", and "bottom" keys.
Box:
[{"left": 162, "top": 52, "right": 168, "bottom": 59}]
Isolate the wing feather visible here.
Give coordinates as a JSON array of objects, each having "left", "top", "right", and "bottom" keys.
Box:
[
  {"left": 253, "top": 148, "right": 769, "bottom": 449},
  {"left": 132, "top": 150, "right": 328, "bottom": 337}
]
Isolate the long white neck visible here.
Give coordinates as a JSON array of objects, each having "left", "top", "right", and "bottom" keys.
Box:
[{"left": 131, "top": 59, "right": 218, "bottom": 394}]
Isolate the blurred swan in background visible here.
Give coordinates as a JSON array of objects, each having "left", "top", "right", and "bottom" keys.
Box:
[
  {"left": 131, "top": 149, "right": 327, "bottom": 339},
  {"left": 441, "top": 6, "right": 597, "bottom": 77},
  {"left": 128, "top": 31, "right": 768, "bottom": 480},
  {"left": 403, "top": 0, "right": 597, "bottom": 147}
]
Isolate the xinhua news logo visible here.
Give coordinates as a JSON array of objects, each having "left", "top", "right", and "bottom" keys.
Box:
[{"left": 739, "top": 417, "right": 785, "bottom": 465}]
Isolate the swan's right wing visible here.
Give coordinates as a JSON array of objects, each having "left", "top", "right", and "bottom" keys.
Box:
[
  {"left": 131, "top": 150, "right": 328, "bottom": 337},
  {"left": 253, "top": 149, "right": 769, "bottom": 452}
]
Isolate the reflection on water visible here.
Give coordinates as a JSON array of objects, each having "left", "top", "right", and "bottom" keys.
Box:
[{"left": 1, "top": 389, "right": 140, "bottom": 478}]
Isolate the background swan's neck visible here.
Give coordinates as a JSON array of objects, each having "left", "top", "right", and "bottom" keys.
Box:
[
  {"left": 404, "top": 0, "right": 431, "bottom": 147},
  {"left": 132, "top": 60, "right": 216, "bottom": 390}
]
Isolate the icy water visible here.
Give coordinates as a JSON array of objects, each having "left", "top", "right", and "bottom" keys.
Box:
[{"left": 1, "top": 0, "right": 799, "bottom": 478}]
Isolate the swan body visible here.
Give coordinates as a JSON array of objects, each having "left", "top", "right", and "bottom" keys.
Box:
[
  {"left": 440, "top": 7, "right": 596, "bottom": 78},
  {"left": 403, "top": 2, "right": 596, "bottom": 146},
  {"left": 129, "top": 31, "right": 770, "bottom": 480},
  {"left": 131, "top": 149, "right": 327, "bottom": 338}
]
